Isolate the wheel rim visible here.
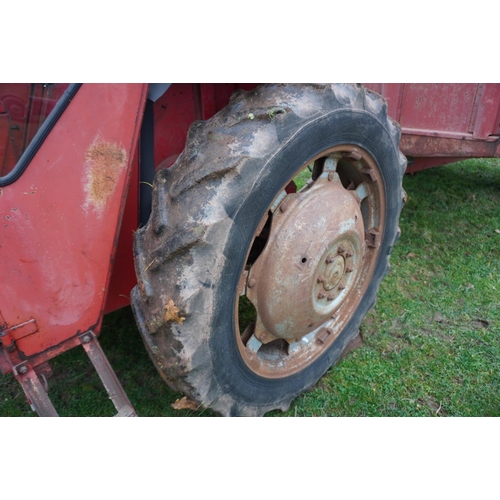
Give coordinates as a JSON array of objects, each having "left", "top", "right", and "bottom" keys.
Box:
[{"left": 235, "top": 145, "right": 386, "bottom": 378}]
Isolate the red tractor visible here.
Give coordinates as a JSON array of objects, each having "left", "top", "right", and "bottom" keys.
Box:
[{"left": 1, "top": 83, "right": 499, "bottom": 416}]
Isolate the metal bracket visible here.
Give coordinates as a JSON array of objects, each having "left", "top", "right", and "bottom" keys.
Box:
[
  {"left": 6, "top": 331, "right": 137, "bottom": 417},
  {"left": 366, "top": 228, "right": 380, "bottom": 248},
  {"left": 344, "top": 150, "right": 363, "bottom": 161},
  {"left": 13, "top": 362, "right": 58, "bottom": 417},
  {"left": 361, "top": 167, "right": 377, "bottom": 183},
  {"left": 0, "top": 318, "right": 39, "bottom": 351},
  {"left": 79, "top": 331, "right": 137, "bottom": 417},
  {"left": 0, "top": 344, "right": 10, "bottom": 374}
]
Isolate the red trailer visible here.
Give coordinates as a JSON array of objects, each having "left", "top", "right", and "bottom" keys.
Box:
[{"left": 1, "top": 83, "right": 499, "bottom": 416}]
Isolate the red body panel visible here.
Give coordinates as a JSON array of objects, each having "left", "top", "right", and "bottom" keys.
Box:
[
  {"left": 0, "top": 84, "right": 147, "bottom": 367},
  {"left": 364, "top": 83, "right": 500, "bottom": 171},
  {"left": 104, "top": 152, "right": 139, "bottom": 314}
]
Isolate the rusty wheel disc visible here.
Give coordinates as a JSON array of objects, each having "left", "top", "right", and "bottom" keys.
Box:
[{"left": 236, "top": 145, "right": 385, "bottom": 378}]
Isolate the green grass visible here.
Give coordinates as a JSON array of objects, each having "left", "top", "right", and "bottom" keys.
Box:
[{"left": 1, "top": 158, "right": 500, "bottom": 417}]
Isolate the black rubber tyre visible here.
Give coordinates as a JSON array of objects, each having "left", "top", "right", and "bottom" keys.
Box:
[{"left": 131, "top": 84, "right": 406, "bottom": 416}]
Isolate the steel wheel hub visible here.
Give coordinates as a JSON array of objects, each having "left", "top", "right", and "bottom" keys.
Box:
[{"left": 247, "top": 170, "right": 365, "bottom": 343}]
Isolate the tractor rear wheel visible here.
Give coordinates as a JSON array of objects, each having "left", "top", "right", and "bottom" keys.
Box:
[{"left": 131, "top": 83, "right": 406, "bottom": 416}]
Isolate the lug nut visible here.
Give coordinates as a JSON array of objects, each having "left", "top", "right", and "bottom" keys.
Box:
[
  {"left": 337, "top": 246, "right": 346, "bottom": 254},
  {"left": 326, "top": 255, "right": 335, "bottom": 264},
  {"left": 279, "top": 197, "right": 292, "bottom": 213},
  {"left": 317, "top": 275, "right": 325, "bottom": 284},
  {"left": 317, "top": 328, "right": 333, "bottom": 344},
  {"left": 317, "top": 292, "right": 327, "bottom": 299},
  {"left": 248, "top": 278, "right": 256, "bottom": 288},
  {"left": 345, "top": 251, "right": 353, "bottom": 258},
  {"left": 345, "top": 267, "right": 353, "bottom": 273},
  {"left": 18, "top": 365, "right": 28, "bottom": 375},
  {"left": 338, "top": 284, "right": 346, "bottom": 290},
  {"left": 327, "top": 294, "right": 334, "bottom": 301}
]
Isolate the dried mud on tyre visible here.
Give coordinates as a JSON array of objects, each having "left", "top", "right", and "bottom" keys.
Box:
[{"left": 131, "top": 84, "right": 406, "bottom": 416}]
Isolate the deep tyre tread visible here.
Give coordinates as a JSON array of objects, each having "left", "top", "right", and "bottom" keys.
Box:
[{"left": 131, "top": 84, "right": 406, "bottom": 416}]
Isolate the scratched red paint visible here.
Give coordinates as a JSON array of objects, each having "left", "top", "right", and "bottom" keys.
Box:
[{"left": 0, "top": 84, "right": 147, "bottom": 360}]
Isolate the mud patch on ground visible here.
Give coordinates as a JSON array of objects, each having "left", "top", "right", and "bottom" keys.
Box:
[
  {"left": 417, "top": 397, "right": 445, "bottom": 416},
  {"left": 84, "top": 139, "right": 127, "bottom": 215}
]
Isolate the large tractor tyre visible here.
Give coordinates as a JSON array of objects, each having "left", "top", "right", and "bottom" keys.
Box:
[{"left": 131, "top": 84, "right": 406, "bottom": 416}]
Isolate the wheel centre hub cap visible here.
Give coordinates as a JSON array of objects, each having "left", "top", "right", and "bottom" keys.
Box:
[
  {"left": 247, "top": 176, "right": 366, "bottom": 342},
  {"left": 323, "top": 255, "right": 345, "bottom": 291}
]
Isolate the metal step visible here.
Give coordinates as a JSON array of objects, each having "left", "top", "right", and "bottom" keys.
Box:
[
  {"left": 13, "top": 361, "right": 58, "bottom": 416},
  {"left": 79, "top": 331, "right": 138, "bottom": 417},
  {"left": 13, "top": 330, "right": 137, "bottom": 417}
]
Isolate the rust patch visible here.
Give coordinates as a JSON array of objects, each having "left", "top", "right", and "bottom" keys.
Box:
[
  {"left": 164, "top": 298, "right": 185, "bottom": 325},
  {"left": 400, "top": 134, "right": 498, "bottom": 157},
  {"left": 84, "top": 139, "right": 127, "bottom": 213}
]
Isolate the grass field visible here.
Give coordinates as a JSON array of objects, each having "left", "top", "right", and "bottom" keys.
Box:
[{"left": 1, "top": 158, "right": 500, "bottom": 417}]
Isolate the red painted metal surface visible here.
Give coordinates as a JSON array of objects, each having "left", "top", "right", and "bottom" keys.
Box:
[
  {"left": 365, "top": 83, "right": 500, "bottom": 138},
  {"left": 0, "top": 84, "right": 147, "bottom": 369},
  {"left": 399, "top": 83, "right": 479, "bottom": 133},
  {"left": 104, "top": 151, "right": 139, "bottom": 314},
  {"left": 365, "top": 83, "right": 500, "bottom": 171}
]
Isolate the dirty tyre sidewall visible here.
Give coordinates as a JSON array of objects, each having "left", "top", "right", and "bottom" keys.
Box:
[{"left": 210, "top": 109, "right": 401, "bottom": 407}]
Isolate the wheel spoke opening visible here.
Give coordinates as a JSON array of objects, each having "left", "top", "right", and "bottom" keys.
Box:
[
  {"left": 238, "top": 295, "right": 257, "bottom": 344},
  {"left": 257, "top": 338, "right": 290, "bottom": 360},
  {"left": 293, "top": 162, "right": 314, "bottom": 191}
]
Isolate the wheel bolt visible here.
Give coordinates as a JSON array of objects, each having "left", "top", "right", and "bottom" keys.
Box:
[
  {"left": 248, "top": 278, "right": 256, "bottom": 288},
  {"left": 317, "top": 327, "right": 333, "bottom": 344},
  {"left": 317, "top": 292, "right": 326, "bottom": 299},
  {"left": 279, "top": 197, "right": 291, "bottom": 213},
  {"left": 317, "top": 275, "right": 325, "bottom": 284}
]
